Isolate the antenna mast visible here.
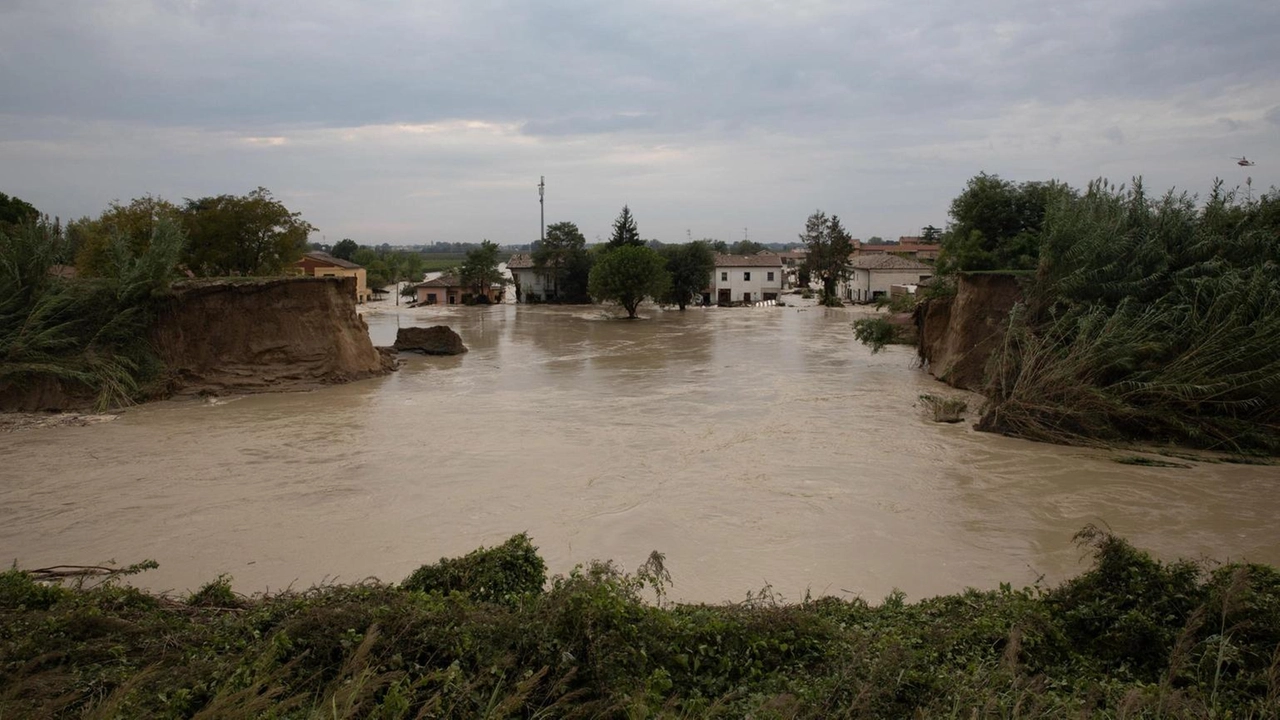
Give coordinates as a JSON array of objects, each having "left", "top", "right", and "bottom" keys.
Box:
[{"left": 538, "top": 176, "right": 545, "bottom": 243}]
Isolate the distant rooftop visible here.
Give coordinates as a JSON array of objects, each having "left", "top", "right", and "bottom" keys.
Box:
[
  {"left": 302, "top": 251, "right": 362, "bottom": 269},
  {"left": 851, "top": 254, "right": 933, "bottom": 271},
  {"left": 714, "top": 253, "right": 783, "bottom": 268}
]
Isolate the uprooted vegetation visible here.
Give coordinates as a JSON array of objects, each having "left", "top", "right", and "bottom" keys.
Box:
[
  {"left": 3, "top": 529, "right": 1280, "bottom": 718},
  {"left": 981, "top": 180, "right": 1280, "bottom": 453}
]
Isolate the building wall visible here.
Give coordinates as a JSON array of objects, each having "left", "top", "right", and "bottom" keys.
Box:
[
  {"left": 309, "top": 266, "right": 369, "bottom": 303},
  {"left": 845, "top": 268, "right": 933, "bottom": 301},
  {"left": 710, "top": 267, "right": 783, "bottom": 303},
  {"left": 416, "top": 284, "right": 501, "bottom": 305},
  {"left": 512, "top": 269, "right": 552, "bottom": 302}
]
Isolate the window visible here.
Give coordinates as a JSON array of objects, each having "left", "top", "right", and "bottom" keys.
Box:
[
  {"left": 767, "top": 271, "right": 774, "bottom": 281},
  {"left": 720, "top": 271, "right": 728, "bottom": 281},
  {"left": 744, "top": 271, "right": 751, "bottom": 281}
]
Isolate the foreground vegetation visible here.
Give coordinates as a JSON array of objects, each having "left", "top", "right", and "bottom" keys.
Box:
[{"left": 3, "top": 529, "right": 1280, "bottom": 718}]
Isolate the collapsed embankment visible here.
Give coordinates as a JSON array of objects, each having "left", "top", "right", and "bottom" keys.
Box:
[
  {"left": 0, "top": 277, "right": 394, "bottom": 412},
  {"left": 153, "top": 277, "right": 395, "bottom": 396},
  {"left": 915, "top": 273, "right": 1023, "bottom": 391}
]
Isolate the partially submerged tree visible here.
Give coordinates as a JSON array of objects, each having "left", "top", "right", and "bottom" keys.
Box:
[
  {"left": 459, "top": 239, "right": 504, "bottom": 303},
  {"left": 660, "top": 241, "right": 714, "bottom": 310},
  {"left": 588, "top": 245, "right": 670, "bottom": 318},
  {"left": 534, "top": 221, "right": 588, "bottom": 301},
  {"left": 799, "top": 211, "right": 854, "bottom": 306}
]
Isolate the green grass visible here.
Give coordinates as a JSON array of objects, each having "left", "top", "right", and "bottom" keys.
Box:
[{"left": 3, "top": 527, "right": 1279, "bottom": 718}]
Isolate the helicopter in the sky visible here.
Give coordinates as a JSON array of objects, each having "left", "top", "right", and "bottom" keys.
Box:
[{"left": 1233, "top": 156, "right": 1257, "bottom": 167}]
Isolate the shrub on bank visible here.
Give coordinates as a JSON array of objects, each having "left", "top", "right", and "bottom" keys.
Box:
[{"left": 3, "top": 529, "right": 1280, "bottom": 718}]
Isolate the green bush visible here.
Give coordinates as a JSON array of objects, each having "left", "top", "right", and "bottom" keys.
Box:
[
  {"left": 853, "top": 317, "right": 898, "bottom": 354},
  {"left": 5, "top": 530, "right": 1280, "bottom": 718},
  {"left": 402, "top": 532, "right": 546, "bottom": 604}
]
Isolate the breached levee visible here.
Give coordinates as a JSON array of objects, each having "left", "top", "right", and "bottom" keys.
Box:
[
  {"left": 915, "top": 273, "right": 1023, "bottom": 391},
  {"left": 152, "top": 277, "right": 396, "bottom": 396},
  {"left": 0, "top": 276, "right": 395, "bottom": 412}
]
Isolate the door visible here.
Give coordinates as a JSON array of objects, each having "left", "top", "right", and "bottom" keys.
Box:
[
  {"left": 743, "top": 292, "right": 751, "bottom": 303},
  {"left": 717, "top": 289, "right": 731, "bottom": 304}
]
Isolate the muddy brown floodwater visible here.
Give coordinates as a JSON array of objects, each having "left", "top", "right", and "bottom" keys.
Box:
[{"left": 2, "top": 303, "right": 1279, "bottom": 603}]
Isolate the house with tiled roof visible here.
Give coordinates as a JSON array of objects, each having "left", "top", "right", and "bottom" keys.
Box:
[
  {"left": 293, "top": 251, "right": 370, "bottom": 303},
  {"left": 707, "top": 253, "right": 784, "bottom": 305},
  {"left": 412, "top": 273, "right": 503, "bottom": 305},
  {"left": 506, "top": 253, "right": 554, "bottom": 303},
  {"left": 841, "top": 254, "right": 934, "bottom": 302}
]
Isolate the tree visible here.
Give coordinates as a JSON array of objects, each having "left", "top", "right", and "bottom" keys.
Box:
[
  {"left": 180, "top": 187, "right": 315, "bottom": 276},
  {"left": 588, "top": 245, "right": 670, "bottom": 318},
  {"left": 72, "top": 196, "right": 182, "bottom": 277},
  {"left": 799, "top": 211, "right": 854, "bottom": 306},
  {"left": 331, "top": 238, "right": 359, "bottom": 260},
  {"left": 660, "top": 241, "right": 715, "bottom": 310},
  {"left": 729, "top": 239, "right": 765, "bottom": 255},
  {"left": 533, "top": 221, "right": 587, "bottom": 301},
  {"left": 921, "top": 225, "right": 943, "bottom": 243},
  {"left": 607, "top": 205, "right": 643, "bottom": 248},
  {"left": 459, "top": 240, "right": 504, "bottom": 303},
  {"left": 0, "top": 192, "right": 39, "bottom": 231},
  {"left": 936, "top": 173, "right": 1072, "bottom": 274}
]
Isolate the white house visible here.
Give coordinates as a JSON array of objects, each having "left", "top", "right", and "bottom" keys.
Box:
[
  {"left": 507, "top": 254, "right": 553, "bottom": 302},
  {"left": 843, "top": 254, "right": 934, "bottom": 302},
  {"left": 707, "top": 254, "right": 784, "bottom": 305}
]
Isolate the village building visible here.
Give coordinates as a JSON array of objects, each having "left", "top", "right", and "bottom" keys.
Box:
[
  {"left": 843, "top": 254, "right": 934, "bottom": 302},
  {"left": 292, "top": 251, "right": 370, "bottom": 303},
  {"left": 852, "top": 239, "right": 941, "bottom": 262},
  {"left": 707, "top": 253, "right": 784, "bottom": 305},
  {"left": 412, "top": 273, "right": 503, "bottom": 305},
  {"left": 506, "top": 253, "right": 554, "bottom": 303}
]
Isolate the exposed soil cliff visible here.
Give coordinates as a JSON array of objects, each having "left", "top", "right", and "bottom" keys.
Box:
[
  {"left": 152, "top": 277, "right": 394, "bottom": 396},
  {"left": 916, "top": 274, "right": 1023, "bottom": 391}
]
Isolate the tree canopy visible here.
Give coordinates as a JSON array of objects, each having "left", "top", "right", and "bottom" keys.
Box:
[
  {"left": 588, "top": 245, "right": 670, "bottom": 318},
  {"left": 533, "top": 221, "right": 590, "bottom": 301},
  {"left": 799, "top": 211, "right": 854, "bottom": 306},
  {"left": 459, "top": 240, "right": 504, "bottom": 303},
  {"left": 331, "top": 238, "right": 359, "bottom": 261},
  {"left": 181, "top": 188, "right": 315, "bottom": 276},
  {"left": 72, "top": 196, "right": 182, "bottom": 277},
  {"left": 660, "top": 241, "right": 714, "bottom": 310},
  {"left": 607, "top": 205, "right": 643, "bottom": 248},
  {"left": 936, "top": 173, "right": 1073, "bottom": 274},
  {"left": 0, "top": 192, "right": 40, "bottom": 232}
]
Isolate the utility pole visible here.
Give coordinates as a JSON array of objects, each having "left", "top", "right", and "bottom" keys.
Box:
[{"left": 538, "top": 176, "right": 545, "bottom": 243}]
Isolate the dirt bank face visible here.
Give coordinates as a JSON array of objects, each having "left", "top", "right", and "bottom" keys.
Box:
[
  {"left": 918, "top": 274, "right": 1023, "bottom": 390},
  {"left": 152, "top": 277, "right": 393, "bottom": 396}
]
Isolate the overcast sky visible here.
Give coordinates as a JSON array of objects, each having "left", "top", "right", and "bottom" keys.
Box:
[{"left": 2, "top": 0, "right": 1277, "bottom": 246}]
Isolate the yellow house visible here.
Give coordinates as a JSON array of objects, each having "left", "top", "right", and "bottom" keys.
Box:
[{"left": 294, "top": 251, "right": 370, "bottom": 303}]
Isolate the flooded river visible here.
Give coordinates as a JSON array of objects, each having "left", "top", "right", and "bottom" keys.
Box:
[{"left": 2, "top": 303, "right": 1278, "bottom": 602}]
